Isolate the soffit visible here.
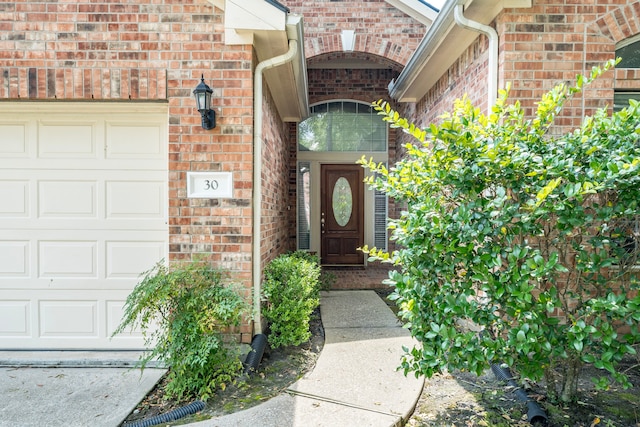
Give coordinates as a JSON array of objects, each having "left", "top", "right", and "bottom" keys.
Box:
[{"left": 384, "top": 0, "right": 438, "bottom": 25}]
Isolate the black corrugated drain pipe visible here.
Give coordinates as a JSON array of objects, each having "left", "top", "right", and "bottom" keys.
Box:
[
  {"left": 243, "top": 333, "right": 268, "bottom": 374},
  {"left": 491, "top": 363, "right": 548, "bottom": 426},
  {"left": 124, "top": 334, "right": 268, "bottom": 427},
  {"left": 123, "top": 400, "right": 205, "bottom": 427}
]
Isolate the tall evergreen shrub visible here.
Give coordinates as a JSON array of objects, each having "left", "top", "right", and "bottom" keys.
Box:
[{"left": 360, "top": 60, "right": 640, "bottom": 403}]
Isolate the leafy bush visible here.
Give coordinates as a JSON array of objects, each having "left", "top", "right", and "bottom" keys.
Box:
[
  {"left": 263, "top": 251, "right": 321, "bottom": 348},
  {"left": 113, "top": 259, "right": 248, "bottom": 400},
  {"left": 360, "top": 60, "right": 640, "bottom": 403}
]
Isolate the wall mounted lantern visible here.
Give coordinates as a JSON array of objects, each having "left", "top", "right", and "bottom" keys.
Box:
[{"left": 193, "top": 74, "right": 216, "bottom": 130}]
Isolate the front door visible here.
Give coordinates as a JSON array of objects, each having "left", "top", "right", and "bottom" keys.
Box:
[{"left": 321, "top": 164, "right": 364, "bottom": 265}]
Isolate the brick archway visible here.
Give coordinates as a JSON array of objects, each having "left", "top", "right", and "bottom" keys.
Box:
[
  {"left": 283, "top": 0, "right": 426, "bottom": 68},
  {"left": 305, "top": 52, "right": 403, "bottom": 106},
  {"left": 307, "top": 51, "right": 404, "bottom": 73},
  {"left": 590, "top": 1, "right": 640, "bottom": 44},
  {"left": 304, "top": 34, "right": 417, "bottom": 67},
  {"left": 589, "top": 2, "right": 640, "bottom": 92}
]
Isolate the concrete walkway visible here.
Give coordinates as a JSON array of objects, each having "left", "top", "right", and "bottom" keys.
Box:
[
  {"left": 0, "top": 290, "right": 423, "bottom": 427},
  {"left": 192, "top": 290, "right": 424, "bottom": 427}
]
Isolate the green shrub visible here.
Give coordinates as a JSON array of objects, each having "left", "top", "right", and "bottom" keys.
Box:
[
  {"left": 113, "top": 259, "right": 248, "bottom": 400},
  {"left": 263, "top": 251, "right": 321, "bottom": 348},
  {"left": 360, "top": 60, "right": 640, "bottom": 403}
]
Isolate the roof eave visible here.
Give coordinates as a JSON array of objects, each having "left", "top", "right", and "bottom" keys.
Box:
[
  {"left": 389, "top": 0, "right": 532, "bottom": 103},
  {"left": 267, "top": 15, "right": 310, "bottom": 122},
  {"left": 211, "top": 0, "right": 309, "bottom": 121}
]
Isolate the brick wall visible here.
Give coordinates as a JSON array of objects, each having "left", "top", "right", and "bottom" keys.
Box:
[
  {"left": 405, "top": 35, "right": 490, "bottom": 130},
  {"left": 393, "top": 0, "right": 639, "bottom": 136},
  {"left": 0, "top": 0, "right": 256, "bottom": 286},
  {"left": 282, "top": 0, "right": 426, "bottom": 65},
  {"left": 591, "top": 1, "right": 640, "bottom": 95},
  {"left": 284, "top": 0, "right": 424, "bottom": 269},
  {"left": 261, "top": 81, "right": 296, "bottom": 270},
  {"left": 284, "top": 0, "right": 423, "bottom": 178},
  {"left": 7, "top": 0, "right": 635, "bottom": 322},
  {"left": 499, "top": 0, "right": 640, "bottom": 131},
  {"left": 307, "top": 66, "right": 399, "bottom": 106}
]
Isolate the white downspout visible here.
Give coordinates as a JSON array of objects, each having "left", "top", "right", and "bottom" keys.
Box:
[
  {"left": 252, "top": 38, "right": 298, "bottom": 335},
  {"left": 453, "top": 3, "right": 499, "bottom": 110}
]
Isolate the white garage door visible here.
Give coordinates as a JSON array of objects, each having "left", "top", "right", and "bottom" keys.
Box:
[{"left": 0, "top": 103, "right": 168, "bottom": 349}]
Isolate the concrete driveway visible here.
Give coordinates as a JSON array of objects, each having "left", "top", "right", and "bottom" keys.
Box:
[{"left": 0, "top": 352, "right": 165, "bottom": 427}]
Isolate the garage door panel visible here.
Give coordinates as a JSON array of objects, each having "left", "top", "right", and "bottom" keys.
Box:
[
  {"left": 0, "top": 278, "right": 156, "bottom": 292},
  {"left": 1, "top": 157, "right": 165, "bottom": 172},
  {"left": 106, "top": 300, "right": 145, "bottom": 339},
  {"left": 38, "top": 121, "right": 97, "bottom": 158},
  {"left": 0, "top": 122, "right": 28, "bottom": 156},
  {"left": 35, "top": 235, "right": 165, "bottom": 284},
  {"left": 0, "top": 180, "right": 29, "bottom": 217},
  {"left": 106, "top": 180, "right": 165, "bottom": 218},
  {"left": 106, "top": 241, "right": 164, "bottom": 279},
  {"left": 0, "top": 241, "right": 30, "bottom": 277},
  {"left": 0, "top": 104, "right": 167, "bottom": 349},
  {"left": 0, "top": 301, "right": 30, "bottom": 336},
  {"left": 2, "top": 220, "right": 167, "bottom": 232},
  {"left": 106, "top": 122, "right": 164, "bottom": 160},
  {"left": 39, "top": 241, "right": 98, "bottom": 279},
  {"left": 39, "top": 180, "right": 97, "bottom": 218},
  {"left": 0, "top": 290, "right": 153, "bottom": 348},
  {"left": 39, "top": 301, "right": 98, "bottom": 337}
]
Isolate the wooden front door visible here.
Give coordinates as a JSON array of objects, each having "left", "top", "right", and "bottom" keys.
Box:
[{"left": 321, "top": 164, "right": 364, "bottom": 265}]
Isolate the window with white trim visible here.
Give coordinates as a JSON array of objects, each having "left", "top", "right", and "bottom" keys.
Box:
[{"left": 298, "top": 101, "right": 387, "bottom": 152}]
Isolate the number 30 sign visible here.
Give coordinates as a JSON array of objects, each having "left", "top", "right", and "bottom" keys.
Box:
[{"left": 187, "top": 172, "right": 233, "bottom": 198}]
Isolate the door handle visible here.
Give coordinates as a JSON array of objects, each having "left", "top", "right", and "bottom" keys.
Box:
[{"left": 321, "top": 213, "right": 325, "bottom": 234}]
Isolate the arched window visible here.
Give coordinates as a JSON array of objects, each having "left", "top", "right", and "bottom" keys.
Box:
[
  {"left": 617, "top": 34, "right": 640, "bottom": 68},
  {"left": 298, "top": 101, "right": 387, "bottom": 152},
  {"left": 615, "top": 34, "right": 640, "bottom": 112}
]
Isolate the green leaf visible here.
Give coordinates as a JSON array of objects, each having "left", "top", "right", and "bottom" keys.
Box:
[
  {"left": 582, "top": 354, "right": 595, "bottom": 363},
  {"left": 573, "top": 340, "right": 584, "bottom": 352},
  {"left": 563, "top": 182, "right": 581, "bottom": 198}
]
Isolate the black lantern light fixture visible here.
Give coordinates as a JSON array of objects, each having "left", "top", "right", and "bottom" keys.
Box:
[{"left": 193, "top": 74, "right": 216, "bottom": 130}]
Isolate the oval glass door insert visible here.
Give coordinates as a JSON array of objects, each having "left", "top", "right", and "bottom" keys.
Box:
[{"left": 332, "top": 177, "right": 353, "bottom": 226}]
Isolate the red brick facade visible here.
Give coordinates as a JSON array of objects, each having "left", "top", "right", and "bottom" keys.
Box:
[
  {"left": 283, "top": 0, "right": 426, "bottom": 65},
  {"left": 404, "top": 1, "right": 640, "bottom": 132},
  {"left": 0, "top": 1, "right": 256, "bottom": 281},
  {"left": 0, "top": 0, "right": 427, "bottom": 344},
  {"left": 1, "top": 0, "right": 638, "bottom": 344},
  {"left": 261, "top": 81, "right": 296, "bottom": 269},
  {"left": 411, "top": 35, "right": 491, "bottom": 129}
]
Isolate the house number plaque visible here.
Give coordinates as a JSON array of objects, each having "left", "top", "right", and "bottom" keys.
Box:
[{"left": 187, "top": 172, "right": 233, "bottom": 199}]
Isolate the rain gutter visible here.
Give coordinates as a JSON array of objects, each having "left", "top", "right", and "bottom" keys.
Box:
[
  {"left": 453, "top": 1, "right": 499, "bottom": 109},
  {"left": 388, "top": 0, "right": 458, "bottom": 100},
  {"left": 388, "top": 0, "right": 531, "bottom": 105},
  {"left": 252, "top": 19, "right": 303, "bottom": 335}
]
